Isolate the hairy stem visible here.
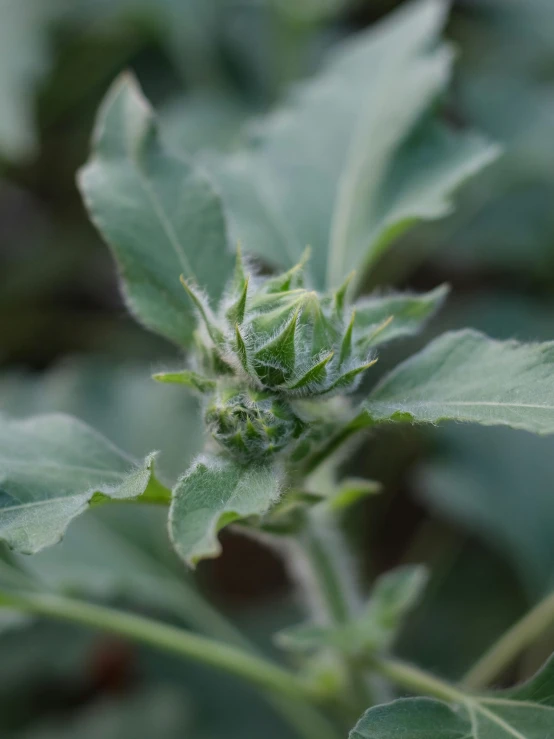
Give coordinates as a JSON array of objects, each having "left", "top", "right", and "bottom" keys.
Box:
[
  {"left": 463, "top": 589, "right": 554, "bottom": 690},
  {"left": 293, "top": 508, "right": 373, "bottom": 714},
  {"left": 303, "top": 412, "right": 370, "bottom": 476},
  {"left": 0, "top": 589, "right": 339, "bottom": 739},
  {"left": 370, "top": 656, "right": 464, "bottom": 704}
]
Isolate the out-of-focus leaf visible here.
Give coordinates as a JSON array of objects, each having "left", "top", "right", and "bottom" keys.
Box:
[
  {"left": 0, "top": 0, "right": 58, "bottom": 160},
  {"left": 19, "top": 687, "right": 191, "bottom": 739},
  {"left": 418, "top": 426, "right": 554, "bottom": 598},
  {"left": 354, "top": 284, "right": 448, "bottom": 350},
  {"left": 79, "top": 74, "right": 234, "bottom": 346},
  {"left": 0, "top": 359, "right": 204, "bottom": 481},
  {"left": 364, "top": 330, "right": 554, "bottom": 434},
  {"left": 328, "top": 478, "right": 382, "bottom": 512},
  {"left": 12, "top": 505, "right": 246, "bottom": 644},
  {"left": 205, "top": 0, "right": 497, "bottom": 289},
  {"left": 160, "top": 92, "right": 250, "bottom": 155},
  {"left": 0, "top": 413, "right": 167, "bottom": 554},
  {"left": 169, "top": 455, "right": 281, "bottom": 566},
  {"left": 350, "top": 654, "right": 554, "bottom": 739},
  {"left": 278, "top": 566, "right": 427, "bottom": 656}
]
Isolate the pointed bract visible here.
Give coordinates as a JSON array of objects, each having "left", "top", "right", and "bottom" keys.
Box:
[{"left": 180, "top": 276, "right": 225, "bottom": 346}]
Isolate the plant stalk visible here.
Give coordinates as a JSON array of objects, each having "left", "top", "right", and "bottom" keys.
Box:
[
  {"left": 294, "top": 508, "right": 374, "bottom": 715},
  {"left": 303, "top": 412, "right": 370, "bottom": 476},
  {"left": 463, "top": 589, "right": 554, "bottom": 690},
  {"left": 370, "top": 656, "right": 465, "bottom": 703},
  {"left": 0, "top": 589, "right": 339, "bottom": 739}
]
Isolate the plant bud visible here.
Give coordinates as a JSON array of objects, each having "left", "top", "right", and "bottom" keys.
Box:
[
  {"left": 173, "top": 249, "right": 378, "bottom": 462},
  {"left": 204, "top": 384, "right": 305, "bottom": 463}
]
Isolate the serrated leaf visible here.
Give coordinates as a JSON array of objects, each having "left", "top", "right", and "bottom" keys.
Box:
[
  {"left": 351, "top": 655, "right": 554, "bottom": 739},
  {"left": 204, "top": 0, "right": 498, "bottom": 289},
  {"left": 354, "top": 284, "right": 449, "bottom": 349},
  {"left": 78, "top": 73, "right": 233, "bottom": 346},
  {"left": 0, "top": 414, "right": 168, "bottom": 554},
  {"left": 364, "top": 329, "right": 554, "bottom": 434},
  {"left": 169, "top": 455, "right": 281, "bottom": 566}
]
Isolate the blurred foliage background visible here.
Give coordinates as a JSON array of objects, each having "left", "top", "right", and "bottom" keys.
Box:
[{"left": 1, "top": 0, "right": 554, "bottom": 736}]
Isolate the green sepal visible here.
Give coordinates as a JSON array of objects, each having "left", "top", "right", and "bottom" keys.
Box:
[
  {"left": 339, "top": 310, "right": 356, "bottom": 367},
  {"left": 232, "top": 243, "right": 248, "bottom": 292},
  {"left": 254, "top": 306, "right": 300, "bottom": 372},
  {"left": 333, "top": 271, "right": 355, "bottom": 314},
  {"left": 234, "top": 323, "right": 252, "bottom": 376},
  {"left": 286, "top": 352, "right": 334, "bottom": 391},
  {"left": 226, "top": 275, "right": 249, "bottom": 326},
  {"left": 152, "top": 370, "right": 216, "bottom": 394},
  {"left": 264, "top": 247, "right": 310, "bottom": 293},
  {"left": 180, "top": 276, "right": 225, "bottom": 346},
  {"left": 324, "top": 358, "right": 377, "bottom": 394}
]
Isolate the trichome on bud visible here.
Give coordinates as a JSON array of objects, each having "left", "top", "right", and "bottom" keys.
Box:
[{"left": 155, "top": 249, "right": 381, "bottom": 464}]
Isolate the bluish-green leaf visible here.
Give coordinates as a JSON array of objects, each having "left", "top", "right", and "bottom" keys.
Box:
[
  {"left": 205, "top": 0, "right": 498, "bottom": 289},
  {"left": 354, "top": 284, "right": 449, "bottom": 349},
  {"left": 0, "top": 413, "right": 168, "bottom": 554},
  {"left": 78, "top": 73, "right": 233, "bottom": 346},
  {"left": 169, "top": 455, "right": 281, "bottom": 566},
  {"left": 278, "top": 565, "right": 427, "bottom": 656},
  {"left": 351, "top": 655, "right": 554, "bottom": 738},
  {"left": 0, "top": 0, "right": 57, "bottom": 160},
  {"left": 364, "top": 329, "right": 554, "bottom": 434}
]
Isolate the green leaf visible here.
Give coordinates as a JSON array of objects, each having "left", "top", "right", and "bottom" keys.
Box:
[
  {"left": 364, "top": 329, "right": 554, "bottom": 434},
  {"left": 169, "top": 455, "right": 281, "bottom": 566},
  {"left": 354, "top": 284, "right": 449, "bottom": 349},
  {"left": 350, "top": 655, "right": 554, "bottom": 739},
  {"left": 328, "top": 478, "right": 382, "bottom": 512},
  {"left": 278, "top": 565, "right": 427, "bottom": 656},
  {"left": 0, "top": 0, "right": 57, "bottom": 160},
  {"left": 0, "top": 413, "right": 168, "bottom": 554},
  {"left": 204, "top": 0, "right": 498, "bottom": 289},
  {"left": 78, "top": 73, "right": 234, "bottom": 346},
  {"left": 152, "top": 369, "right": 216, "bottom": 393}
]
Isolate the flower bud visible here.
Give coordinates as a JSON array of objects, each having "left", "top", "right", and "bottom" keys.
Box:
[{"left": 204, "top": 384, "right": 304, "bottom": 463}]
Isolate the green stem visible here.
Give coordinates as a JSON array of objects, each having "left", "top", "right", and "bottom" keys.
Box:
[
  {"left": 303, "top": 413, "right": 370, "bottom": 476},
  {"left": 463, "top": 589, "right": 554, "bottom": 690},
  {"left": 0, "top": 589, "right": 339, "bottom": 739},
  {"left": 297, "top": 510, "right": 373, "bottom": 714},
  {"left": 370, "top": 657, "right": 464, "bottom": 704}
]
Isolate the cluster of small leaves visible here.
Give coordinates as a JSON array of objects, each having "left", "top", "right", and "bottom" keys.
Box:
[{"left": 157, "top": 250, "right": 381, "bottom": 465}]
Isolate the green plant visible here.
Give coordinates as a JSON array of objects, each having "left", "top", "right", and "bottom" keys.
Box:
[{"left": 2, "top": 1, "right": 554, "bottom": 737}]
